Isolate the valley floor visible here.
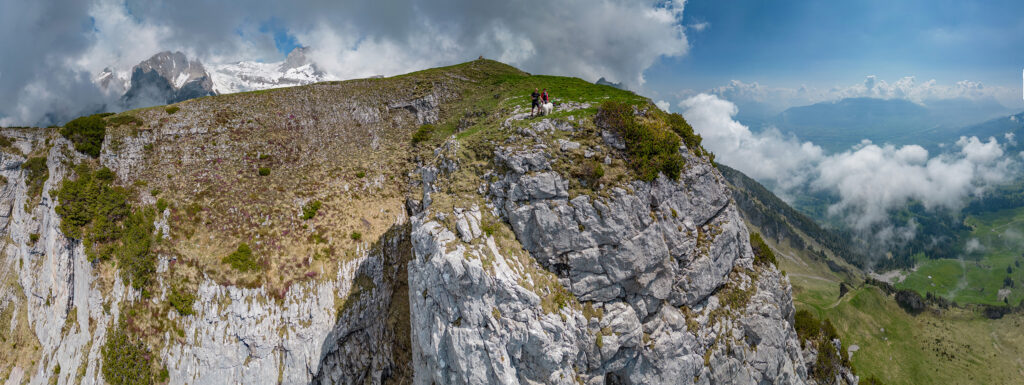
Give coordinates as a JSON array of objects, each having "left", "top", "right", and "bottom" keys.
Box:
[
  {"left": 892, "top": 206, "right": 1024, "bottom": 307},
  {"left": 769, "top": 227, "right": 1024, "bottom": 385}
]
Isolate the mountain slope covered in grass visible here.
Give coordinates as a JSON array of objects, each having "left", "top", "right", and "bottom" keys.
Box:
[{"left": 721, "top": 163, "right": 1024, "bottom": 384}]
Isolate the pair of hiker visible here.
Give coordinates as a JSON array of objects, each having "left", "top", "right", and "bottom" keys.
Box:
[{"left": 531, "top": 88, "right": 550, "bottom": 116}]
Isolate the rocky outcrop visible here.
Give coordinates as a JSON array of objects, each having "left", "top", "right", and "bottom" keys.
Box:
[
  {"left": 2, "top": 60, "right": 838, "bottom": 385},
  {"left": 161, "top": 222, "right": 412, "bottom": 385},
  {"left": 122, "top": 51, "right": 217, "bottom": 109},
  {"left": 407, "top": 112, "right": 814, "bottom": 384},
  {"left": 0, "top": 130, "right": 128, "bottom": 385},
  {"left": 1, "top": 129, "right": 415, "bottom": 385},
  {"left": 313, "top": 223, "right": 414, "bottom": 384}
]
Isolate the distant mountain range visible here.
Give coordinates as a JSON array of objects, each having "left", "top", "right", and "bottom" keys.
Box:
[
  {"left": 95, "top": 47, "right": 329, "bottom": 110},
  {"left": 741, "top": 97, "right": 1016, "bottom": 153}
]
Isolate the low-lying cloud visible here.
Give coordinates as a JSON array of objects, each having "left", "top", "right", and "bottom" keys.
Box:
[
  {"left": 1, "top": 0, "right": 691, "bottom": 126},
  {"left": 701, "top": 75, "right": 1018, "bottom": 114},
  {"left": 680, "top": 93, "right": 1017, "bottom": 233}
]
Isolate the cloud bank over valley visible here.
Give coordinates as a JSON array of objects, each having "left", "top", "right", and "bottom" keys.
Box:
[{"left": 681, "top": 93, "right": 1018, "bottom": 238}]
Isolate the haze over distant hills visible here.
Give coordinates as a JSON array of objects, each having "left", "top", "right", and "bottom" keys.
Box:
[{"left": 748, "top": 97, "right": 1016, "bottom": 153}]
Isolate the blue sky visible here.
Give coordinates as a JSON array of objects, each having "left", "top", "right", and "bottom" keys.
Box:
[
  {"left": 258, "top": 18, "right": 301, "bottom": 56},
  {"left": 644, "top": 0, "right": 1024, "bottom": 108}
]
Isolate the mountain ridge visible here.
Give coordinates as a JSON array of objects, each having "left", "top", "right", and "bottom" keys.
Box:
[{"left": 1, "top": 59, "right": 850, "bottom": 384}]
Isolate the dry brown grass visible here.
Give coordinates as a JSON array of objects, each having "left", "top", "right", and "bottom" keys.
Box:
[
  {"left": 0, "top": 265, "right": 43, "bottom": 381},
  {"left": 100, "top": 62, "right": 518, "bottom": 295}
]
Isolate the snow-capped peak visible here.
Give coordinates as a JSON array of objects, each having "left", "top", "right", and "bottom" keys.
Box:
[{"left": 210, "top": 47, "right": 328, "bottom": 95}]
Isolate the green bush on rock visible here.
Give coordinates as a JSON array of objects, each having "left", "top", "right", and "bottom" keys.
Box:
[
  {"left": 22, "top": 156, "right": 48, "bottom": 199},
  {"left": 167, "top": 287, "right": 196, "bottom": 316},
  {"left": 223, "top": 243, "right": 260, "bottom": 272},
  {"left": 101, "top": 320, "right": 159, "bottom": 385},
  {"left": 54, "top": 165, "right": 157, "bottom": 289},
  {"left": 301, "top": 200, "right": 322, "bottom": 220},
  {"left": 61, "top": 114, "right": 108, "bottom": 157},
  {"left": 596, "top": 101, "right": 684, "bottom": 182},
  {"left": 412, "top": 124, "right": 435, "bottom": 144},
  {"left": 749, "top": 232, "right": 778, "bottom": 267}
]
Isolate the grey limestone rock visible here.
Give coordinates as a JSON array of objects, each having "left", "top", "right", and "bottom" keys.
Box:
[{"left": 406, "top": 122, "right": 818, "bottom": 384}]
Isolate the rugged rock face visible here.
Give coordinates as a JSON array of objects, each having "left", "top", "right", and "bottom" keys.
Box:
[
  {"left": 99, "top": 48, "right": 328, "bottom": 106},
  {"left": 0, "top": 128, "right": 127, "bottom": 385},
  {"left": 407, "top": 108, "right": 813, "bottom": 384},
  {"left": 1, "top": 60, "right": 841, "bottom": 385},
  {"left": 121, "top": 51, "right": 217, "bottom": 109}
]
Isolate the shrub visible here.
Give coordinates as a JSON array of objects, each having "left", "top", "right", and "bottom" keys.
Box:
[
  {"left": 22, "top": 156, "right": 48, "bottom": 199},
  {"left": 411, "top": 124, "right": 435, "bottom": 144},
  {"left": 794, "top": 309, "right": 850, "bottom": 381},
  {"left": 149, "top": 188, "right": 161, "bottom": 196},
  {"left": 116, "top": 210, "right": 158, "bottom": 289},
  {"left": 749, "top": 232, "right": 778, "bottom": 267},
  {"left": 894, "top": 289, "right": 925, "bottom": 315},
  {"left": 301, "top": 200, "right": 322, "bottom": 220},
  {"left": 101, "top": 320, "right": 157, "bottom": 385},
  {"left": 223, "top": 243, "right": 260, "bottom": 272},
  {"left": 167, "top": 287, "right": 196, "bottom": 316},
  {"left": 95, "top": 167, "right": 115, "bottom": 181},
  {"left": 29, "top": 233, "right": 39, "bottom": 244},
  {"left": 350, "top": 231, "right": 362, "bottom": 241},
  {"left": 165, "top": 105, "right": 180, "bottom": 114},
  {"left": 0, "top": 135, "right": 11, "bottom": 148},
  {"left": 576, "top": 159, "right": 604, "bottom": 187},
  {"left": 793, "top": 309, "right": 820, "bottom": 348},
  {"left": 665, "top": 112, "right": 710, "bottom": 160},
  {"left": 355, "top": 171, "right": 366, "bottom": 178},
  {"left": 54, "top": 165, "right": 157, "bottom": 289},
  {"left": 107, "top": 114, "right": 143, "bottom": 127},
  {"left": 155, "top": 198, "right": 168, "bottom": 213},
  {"left": 813, "top": 338, "right": 841, "bottom": 383},
  {"left": 596, "top": 101, "right": 684, "bottom": 181},
  {"left": 982, "top": 304, "right": 1011, "bottom": 319},
  {"left": 61, "top": 114, "right": 108, "bottom": 157},
  {"left": 480, "top": 218, "right": 498, "bottom": 237},
  {"left": 258, "top": 167, "right": 270, "bottom": 176}
]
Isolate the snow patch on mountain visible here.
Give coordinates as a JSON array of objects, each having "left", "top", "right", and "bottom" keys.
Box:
[
  {"left": 210, "top": 47, "right": 329, "bottom": 94},
  {"left": 94, "top": 47, "right": 330, "bottom": 104},
  {"left": 210, "top": 61, "right": 326, "bottom": 94}
]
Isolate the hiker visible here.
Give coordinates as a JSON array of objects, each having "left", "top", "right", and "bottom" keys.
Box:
[
  {"left": 531, "top": 88, "right": 541, "bottom": 116},
  {"left": 541, "top": 88, "right": 549, "bottom": 104}
]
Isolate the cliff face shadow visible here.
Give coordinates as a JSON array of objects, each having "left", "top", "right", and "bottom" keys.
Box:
[{"left": 311, "top": 222, "right": 413, "bottom": 385}]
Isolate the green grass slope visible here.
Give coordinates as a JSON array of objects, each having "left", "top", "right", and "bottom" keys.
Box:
[
  {"left": 893, "top": 206, "right": 1024, "bottom": 307},
  {"left": 721, "top": 163, "right": 1024, "bottom": 385}
]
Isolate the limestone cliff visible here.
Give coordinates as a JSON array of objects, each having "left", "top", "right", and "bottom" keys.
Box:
[{"left": 0, "top": 60, "right": 851, "bottom": 385}]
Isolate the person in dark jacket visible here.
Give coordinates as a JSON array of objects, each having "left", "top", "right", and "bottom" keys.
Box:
[{"left": 531, "top": 88, "right": 541, "bottom": 116}]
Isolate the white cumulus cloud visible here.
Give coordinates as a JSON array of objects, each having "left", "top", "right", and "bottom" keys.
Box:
[
  {"left": 679, "top": 93, "right": 1017, "bottom": 232},
  {"left": 1, "top": 0, "right": 692, "bottom": 126}
]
